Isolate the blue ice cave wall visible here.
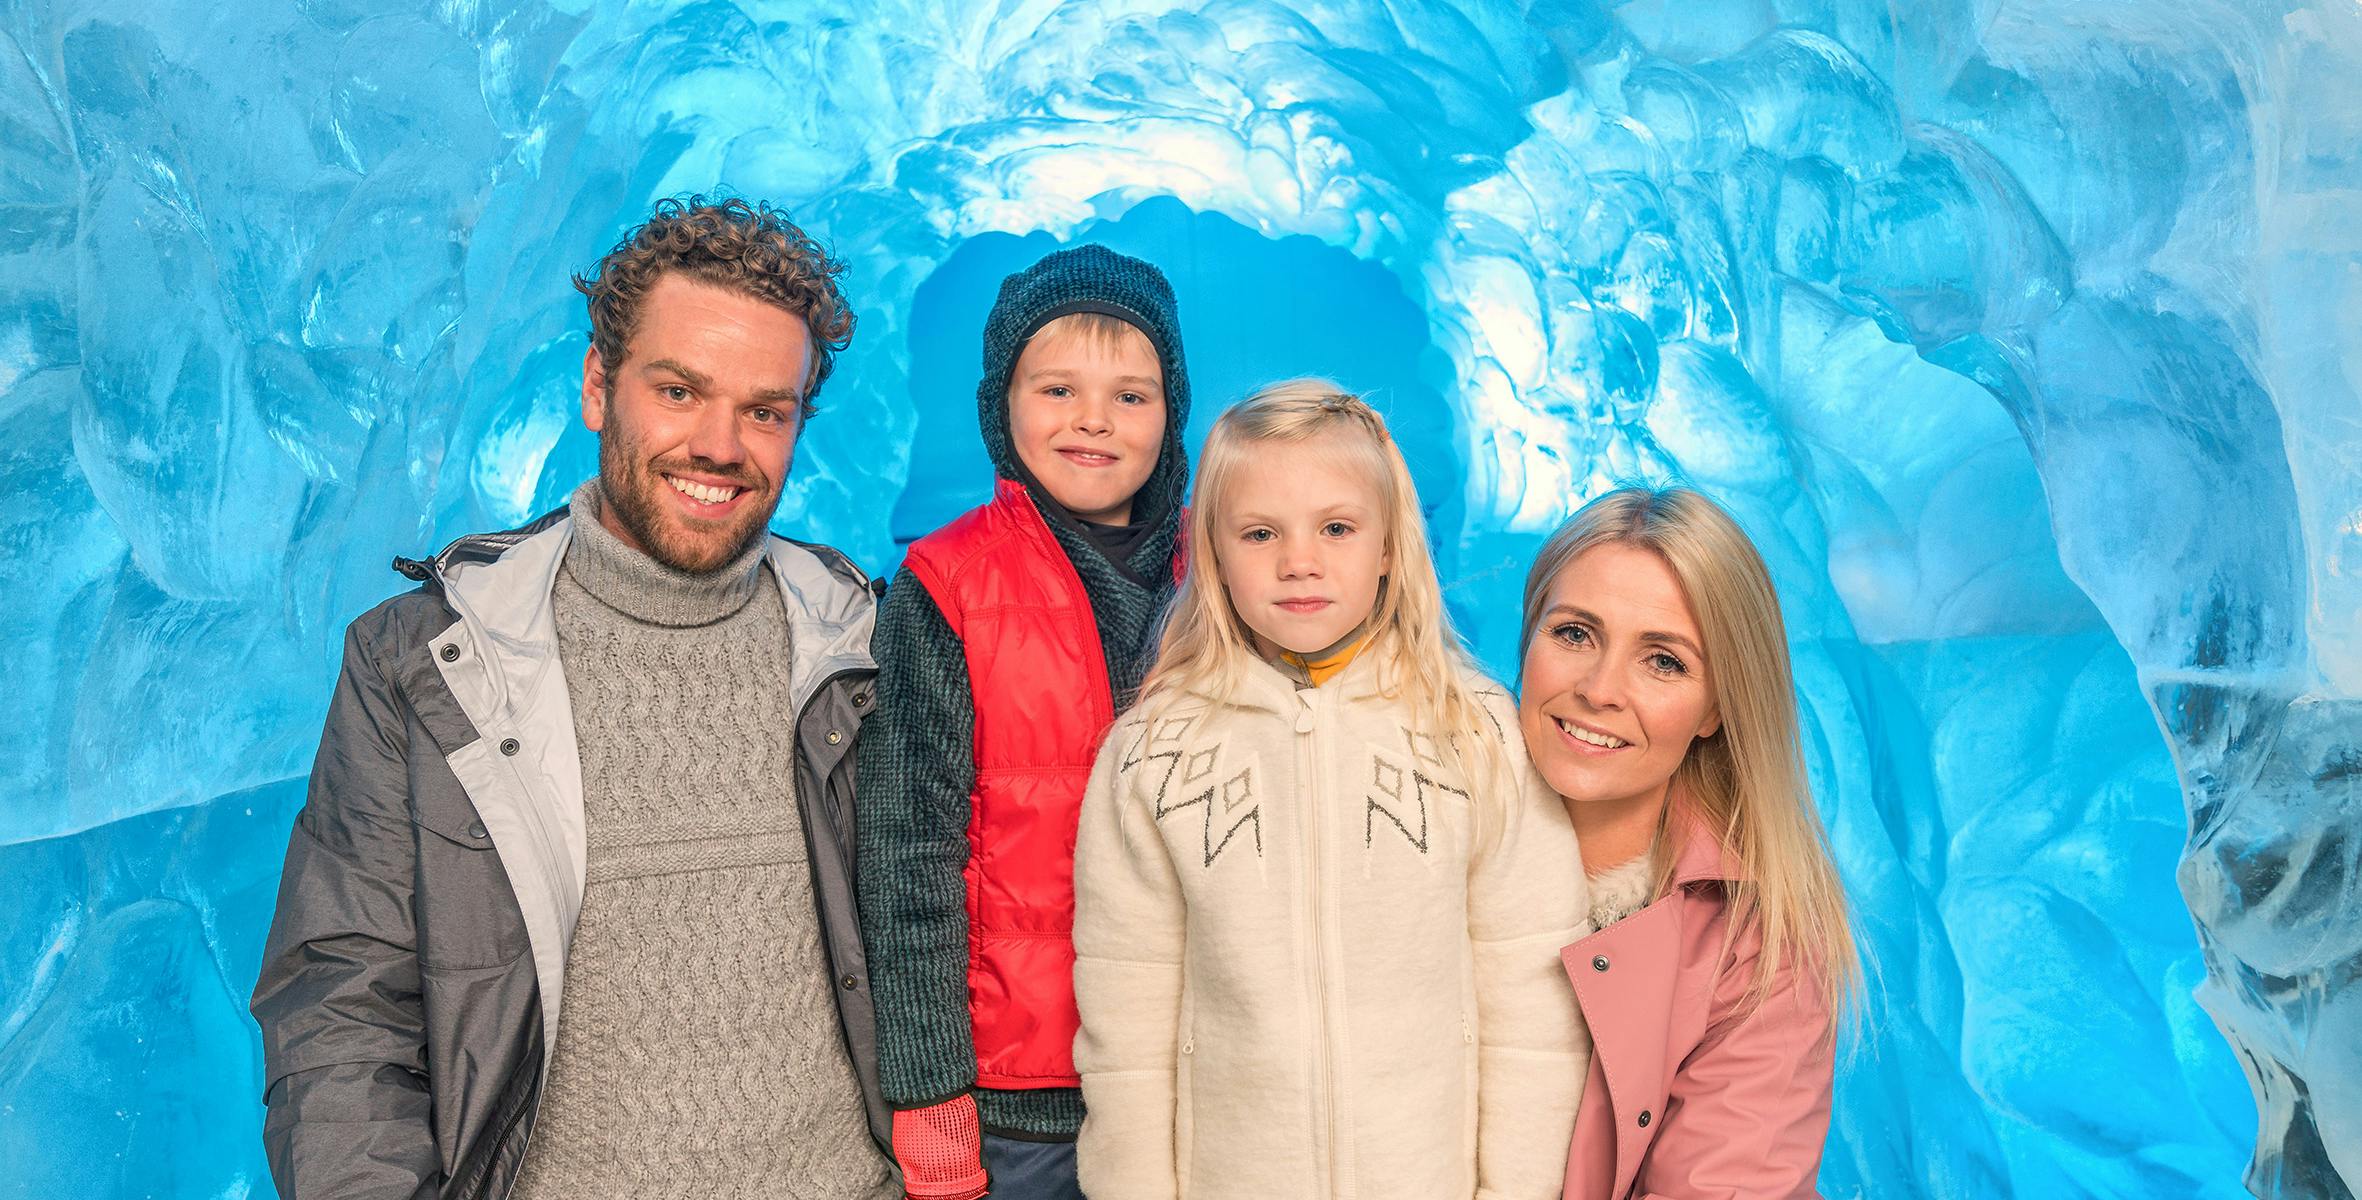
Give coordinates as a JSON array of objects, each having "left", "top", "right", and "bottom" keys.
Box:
[{"left": 1, "top": 1, "right": 2355, "bottom": 1196}]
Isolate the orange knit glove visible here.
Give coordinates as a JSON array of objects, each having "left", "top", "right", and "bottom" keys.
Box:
[{"left": 891, "top": 1093, "right": 990, "bottom": 1200}]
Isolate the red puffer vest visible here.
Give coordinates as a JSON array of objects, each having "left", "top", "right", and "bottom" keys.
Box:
[{"left": 902, "top": 479, "right": 1110, "bottom": 1088}]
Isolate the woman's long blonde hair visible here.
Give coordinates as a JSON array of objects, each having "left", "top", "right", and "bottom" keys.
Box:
[
  {"left": 1137, "top": 380, "right": 1495, "bottom": 766},
  {"left": 1521, "top": 486, "right": 1860, "bottom": 1025}
]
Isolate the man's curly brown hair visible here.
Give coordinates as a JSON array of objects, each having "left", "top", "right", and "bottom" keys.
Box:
[{"left": 574, "top": 194, "right": 856, "bottom": 417}]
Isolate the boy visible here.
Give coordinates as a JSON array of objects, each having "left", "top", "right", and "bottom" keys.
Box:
[{"left": 858, "top": 245, "right": 1193, "bottom": 1199}]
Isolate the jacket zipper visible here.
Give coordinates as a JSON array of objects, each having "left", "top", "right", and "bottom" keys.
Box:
[
  {"left": 468, "top": 1071, "right": 537, "bottom": 1200},
  {"left": 425, "top": 558, "right": 560, "bottom": 1197},
  {"left": 788, "top": 663, "right": 871, "bottom": 902},
  {"left": 477, "top": 716, "right": 573, "bottom": 1197},
  {"left": 1296, "top": 689, "right": 1343, "bottom": 1196},
  {"left": 792, "top": 666, "right": 870, "bottom": 749}
]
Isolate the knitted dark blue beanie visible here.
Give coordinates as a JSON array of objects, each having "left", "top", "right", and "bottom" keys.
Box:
[{"left": 974, "top": 244, "right": 1191, "bottom": 528}]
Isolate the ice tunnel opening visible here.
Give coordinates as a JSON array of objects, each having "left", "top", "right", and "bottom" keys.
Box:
[{"left": 889, "top": 197, "right": 1461, "bottom": 569}]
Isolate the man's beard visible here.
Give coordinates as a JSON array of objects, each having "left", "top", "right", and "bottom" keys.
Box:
[{"left": 596, "top": 398, "right": 781, "bottom": 573}]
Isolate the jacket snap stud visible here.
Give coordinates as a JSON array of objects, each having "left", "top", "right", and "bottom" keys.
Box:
[
  {"left": 826, "top": 729, "right": 842, "bottom": 745},
  {"left": 1592, "top": 955, "right": 1610, "bottom": 972},
  {"left": 853, "top": 692, "right": 869, "bottom": 708},
  {"left": 499, "top": 738, "right": 520, "bottom": 756},
  {"left": 467, "top": 822, "right": 487, "bottom": 840},
  {"left": 1637, "top": 1110, "right": 1652, "bottom": 1128},
  {"left": 439, "top": 644, "right": 459, "bottom": 662},
  {"left": 839, "top": 974, "right": 857, "bottom": 990}
]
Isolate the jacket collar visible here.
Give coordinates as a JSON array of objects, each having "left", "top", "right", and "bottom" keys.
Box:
[
  {"left": 431, "top": 507, "right": 876, "bottom": 721},
  {"left": 1664, "top": 796, "right": 1742, "bottom": 889},
  {"left": 759, "top": 534, "right": 880, "bottom": 707},
  {"left": 1203, "top": 638, "right": 1392, "bottom": 713}
]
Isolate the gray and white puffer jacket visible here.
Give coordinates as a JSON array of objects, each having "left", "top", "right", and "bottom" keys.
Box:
[{"left": 249, "top": 508, "right": 888, "bottom": 1200}]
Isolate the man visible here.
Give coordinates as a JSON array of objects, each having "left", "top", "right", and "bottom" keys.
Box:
[{"left": 251, "top": 195, "right": 896, "bottom": 1199}]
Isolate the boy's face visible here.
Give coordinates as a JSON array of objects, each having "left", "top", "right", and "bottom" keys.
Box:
[
  {"left": 1007, "top": 323, "right": 1165, "bottom": 524},
  {"left": 1216, "top": 434, "right": 1392, "bottom": 657}
]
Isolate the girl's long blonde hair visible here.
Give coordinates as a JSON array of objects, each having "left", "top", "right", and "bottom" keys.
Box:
[
  {"left": 1521, "top": 485, "right": 1860, "bottom": 1026},
  {"left": 1137, "top": 380, "right": 1495, "bottom": 765}
]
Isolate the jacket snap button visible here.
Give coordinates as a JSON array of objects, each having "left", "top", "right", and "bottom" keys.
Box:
[
  {"left": 1637, "top": 1110, "right": 1652, "bottom": 1128},
  {"left": 499, "top": 738, "right": 520, "bottom": 756},
  {"left": 839, "top": 974, "right": 858, "bottom": 990},
  {"left": 467, "top": 822, "right": 487, "bottom": 840},
  {"left": 439, "top": 644, "right": 459, "bottom": 662},
  {"left": 1592, "top": 955, "right": 1610, "bottom": 972},
  {"left": 853, "top": 692, "right": 869, "bottom": 708},
  {"left": 826, "top": 729, "right": 843, "bottom": 745}
]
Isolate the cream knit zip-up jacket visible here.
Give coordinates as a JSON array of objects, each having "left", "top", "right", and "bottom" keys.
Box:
[{"left": 1073, "top": 653, "right": 1592, "bottom": 1199}]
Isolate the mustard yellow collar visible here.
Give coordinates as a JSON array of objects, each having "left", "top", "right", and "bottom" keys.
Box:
[{"left": 1280, "top": 633, "right": 1369, "bottom": 688}]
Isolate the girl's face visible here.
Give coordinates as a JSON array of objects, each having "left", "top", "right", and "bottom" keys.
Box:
[
  {"left": 1518, "top": 542, "right": 1720, "bottom": 818},
  {"left": 1216, "top": 434, "right": 1392, "bottom": 657}
]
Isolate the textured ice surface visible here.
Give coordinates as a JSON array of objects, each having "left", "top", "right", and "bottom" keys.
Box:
[{"left": 3, "top": 1, "right": 2356, "bottom": 1196}]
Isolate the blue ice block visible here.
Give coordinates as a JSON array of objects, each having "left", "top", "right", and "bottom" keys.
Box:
[{"left": 3, "top": 1, "right": 2350, "bottom": 1195}]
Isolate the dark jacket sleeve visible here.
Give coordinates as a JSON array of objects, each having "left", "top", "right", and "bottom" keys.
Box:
[
  {"left": 854, "top": 565, "right": 985, "bottom": 1109},
  {"left": 249, "top": 617, "right": 440, "bottom": 1200}
]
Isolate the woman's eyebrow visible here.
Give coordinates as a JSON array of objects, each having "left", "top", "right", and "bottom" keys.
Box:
[{"left": 1541, "top": 604, "right": 1703, "bottom": 655}]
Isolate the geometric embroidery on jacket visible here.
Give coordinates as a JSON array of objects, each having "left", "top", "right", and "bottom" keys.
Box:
[
  {"left": 1124, "top": 715, "right": 1263, "bottom": 867},
  {"left": 1405, "top": 724, "right": 1446, "bottom": 769},
  {"left": 1365, "top": 762, "right": 1467, "bottom": 857},
  {"left": 1365, "top": 726, "right": 1464, "bottom": 856},
  {"left": 1366, "top": 755, "right": 1424, "bottom": 852}
]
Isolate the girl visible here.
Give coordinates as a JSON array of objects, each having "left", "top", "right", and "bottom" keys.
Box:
[
  {"left": 1516, "top": 486, "right": 1860, "bottom": 1199},
  {"left": 1072, "top": 380, "right": 1588, "bottom": 1200}
]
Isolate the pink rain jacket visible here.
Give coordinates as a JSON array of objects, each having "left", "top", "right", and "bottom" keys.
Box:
[{"left": 1560, "top": 810, "right": 1836, "bottom": 1200}]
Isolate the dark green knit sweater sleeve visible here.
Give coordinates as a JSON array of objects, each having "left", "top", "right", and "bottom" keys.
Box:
[{"left": 855, "top": 565, "right": 979, "bottom": 1109}]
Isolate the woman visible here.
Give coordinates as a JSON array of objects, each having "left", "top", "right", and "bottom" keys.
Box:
[{"left": 1516, "top": 485, "right": 1859, "bottom": 1199}]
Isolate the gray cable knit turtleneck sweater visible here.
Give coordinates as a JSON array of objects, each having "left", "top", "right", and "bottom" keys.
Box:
[{"left": 511, "top": 482, "right": 893, "bottom": 1199}]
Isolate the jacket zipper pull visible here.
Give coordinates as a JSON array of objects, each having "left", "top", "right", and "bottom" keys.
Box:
[{"left": 1294, "top": 690, "right": 1316, "bottom": 733}]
